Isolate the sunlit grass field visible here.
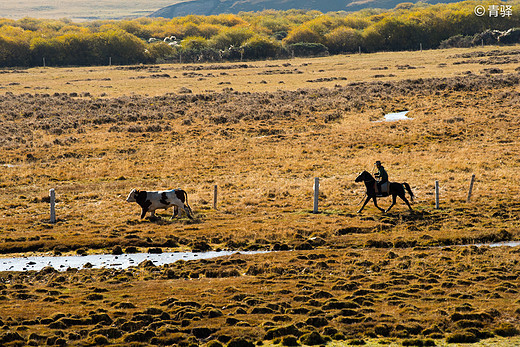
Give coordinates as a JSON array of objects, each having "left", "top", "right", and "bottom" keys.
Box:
[
  {"left": 4, "top": 46, "right": 520, "bottom": 96},
  {"left": 0, "top": 0, "right": 179, "bottom": 21},
  {"left": 0, "top": 45, "right": 519, "bottom": 346}
]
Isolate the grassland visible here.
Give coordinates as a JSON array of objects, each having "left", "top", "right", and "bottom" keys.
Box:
[
  {"left": 0, "top": 0, "right": 180, "bottom": 21},
  {"left": 0, "top": 46, "right": 519, "bottom": 346}
]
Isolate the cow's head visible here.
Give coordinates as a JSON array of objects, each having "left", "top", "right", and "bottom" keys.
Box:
[{"left": 126, "top": 189, "right": 139, "bottom": 202}]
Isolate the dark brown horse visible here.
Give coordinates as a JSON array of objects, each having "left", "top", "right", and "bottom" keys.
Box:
[{"left": 355, "top": 170, "right": 414, "bottom": 213}]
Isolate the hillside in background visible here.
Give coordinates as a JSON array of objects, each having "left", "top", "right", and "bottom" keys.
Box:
[
  {"left": 150, "top": 0, "right": 459, "bottom": 17},
  {"left": 0, "top": 0, "right": 181, "bottom": 21}
]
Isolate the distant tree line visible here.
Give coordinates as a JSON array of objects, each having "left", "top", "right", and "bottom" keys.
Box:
[{"left": 1, "top": 1, "right": 520, "bottom": 67}]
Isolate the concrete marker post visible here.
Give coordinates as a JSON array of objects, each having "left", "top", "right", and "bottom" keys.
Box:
[
  {"left": 467, "top": 174, "right": 476, "bottom": 203},
  {"left": 313, "top": 177, "right": 319, "bottom": 214},
  {"left": 50, "top": 188, "right": 56, "bottom": 223},
  {"left": 435, "top": 180, "right": 439, "bottom": 209},
  {"left": 213, "top": 185, "right": 218, "bottom": 210}
]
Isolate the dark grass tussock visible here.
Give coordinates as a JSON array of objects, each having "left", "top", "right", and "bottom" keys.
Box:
[
  {"left": 2, "top": 245, "right": 520, "bottom": 344},
  {"left": 1, "top": 48, "right": 520, "bottom": 346},
  {"left": 1, "top": 73, "right": 519, "bottom": 149}
]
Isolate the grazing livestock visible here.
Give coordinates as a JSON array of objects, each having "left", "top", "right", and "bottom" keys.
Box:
[{"left": 126, "top": 188, "right": 193, "bottom": 219}]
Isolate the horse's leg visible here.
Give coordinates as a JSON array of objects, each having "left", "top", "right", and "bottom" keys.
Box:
[
  {"left": 357, "top": 196, "right": 371, "bottom": 213},
  {"left": 372, "top": 196, "right": 385, "bottom": 212},
  {"left": 402, "top": 182, "right": 414, "bottom": 203},
  {"left": 401, "top": 194, "right": 413, "bottom": 211},
  {"left": 385, "top": 194, "right": 397, "bottom": 213}
]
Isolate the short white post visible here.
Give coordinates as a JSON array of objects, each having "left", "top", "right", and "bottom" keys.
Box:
[
  {"left": 213, "top": 185, "right": 218, "bottom": 210},
  {"left": 467, "top": 174, "right": 476, "bottom": 203},
  {"left": 420, "top": 43, "right": 423, "bottom": 51},
  {"left": 49, "top": 189, "right": 56, "bottom": 223},
  {"left": 313, "top": 177, "right": 319, "bottom": 213},
  {"left": 435, "top": 180, "right": 439, "bottom": 209},
  {"left": 109, "top": 57, "right": 112, "bottom": 66},
  {"left": 359, "top": 46, "right": 361, "bottom": 55},
  {"left": 43, "top": 57, "right": 46, "bottom": 67}
]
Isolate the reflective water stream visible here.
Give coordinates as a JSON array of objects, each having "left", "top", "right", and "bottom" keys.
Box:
[
  {"left": 0, "top": 241, "right": 518, "bottom": 272},
  {"left": 0, "top": 250, "right": 268, "bottom": 272}
]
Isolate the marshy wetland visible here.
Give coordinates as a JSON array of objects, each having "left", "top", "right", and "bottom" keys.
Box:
[{"left": 0, "top": 46, "right": 520, "bottom": 346}]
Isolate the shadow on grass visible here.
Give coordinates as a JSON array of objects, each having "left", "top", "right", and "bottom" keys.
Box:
[{"left": 125, "top": 215, "right": 203, "bottom": 225}]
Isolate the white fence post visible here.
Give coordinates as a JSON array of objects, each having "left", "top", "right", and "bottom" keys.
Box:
[
  {"left": 313, "top": 177, "right": 319, "bottom": 213},
  {"left": 213, "top": 185, "right": 218, "bottom": 210},
  {"left": 49, "top": 189, "right": 56, "bottom": 223},
  {"left": 467, "top": 174, "right": 476, "bottom": 203},
  {"left": 435, "top": 180, "right": 439, "bottom": 209}
]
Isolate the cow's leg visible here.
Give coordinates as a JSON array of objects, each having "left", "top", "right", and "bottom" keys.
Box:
[
  {"left": 140, "top": 208, "right": 148, "bottom": 219},
  {"left": 171, "top": 206, "right": 179, "bottom": 219},
  {"left": 183, "top": 205, "right": 194, "bottom": 219}
]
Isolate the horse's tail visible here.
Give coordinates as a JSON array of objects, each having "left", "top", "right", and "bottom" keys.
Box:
[{"left": 402, "top": 183, "right": 414, "bottom": 202}]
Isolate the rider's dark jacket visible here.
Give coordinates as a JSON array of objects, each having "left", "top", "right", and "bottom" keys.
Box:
[{"left": 375, "top": 166, "right": 388, "bottom": 184}]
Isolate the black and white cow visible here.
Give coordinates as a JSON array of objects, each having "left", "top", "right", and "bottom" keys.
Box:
[{"left": 126, "top": 188, "right": 193, "bottom": 219}]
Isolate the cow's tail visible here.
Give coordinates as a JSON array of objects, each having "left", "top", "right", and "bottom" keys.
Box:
[
  {"left": 182, "top": 189, "right": 194, "bottom": 219},
  {"left": 402, "top": 182, "right": 414, "bottom": 202}
]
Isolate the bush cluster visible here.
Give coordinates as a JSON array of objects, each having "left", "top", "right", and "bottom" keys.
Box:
[{"left": 0, "top": 3, "right": 520, "bottom": 66}]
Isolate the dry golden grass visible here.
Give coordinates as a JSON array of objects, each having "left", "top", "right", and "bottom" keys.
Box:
[
  {"left": 4, "top": 46, "right": 519, "bottom": 96},
  {"left": 1, "top": 247, "right": 520, "bottom": 346},
  {"left": 0, "top": 0, "right": 179, "bottom": 21},
  {"left": 0, "top": 45, "right": 519, "bottom": 346}
]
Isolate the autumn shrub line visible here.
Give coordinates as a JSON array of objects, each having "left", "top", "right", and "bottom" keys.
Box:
[{"left": 1, "top": 1, "right": 520, "bottom": 67}]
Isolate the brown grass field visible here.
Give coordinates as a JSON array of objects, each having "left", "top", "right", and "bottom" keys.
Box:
[
  {"left": 0, "top": 0, "right": 180, "bottom": 21},
  {"left": 0, "top": 46, "right": 520, "bottom": 346}
]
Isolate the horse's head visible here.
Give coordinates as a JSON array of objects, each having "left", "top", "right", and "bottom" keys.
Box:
[{"left": 355, "top": 170, "right": 373, "bottom": 182}]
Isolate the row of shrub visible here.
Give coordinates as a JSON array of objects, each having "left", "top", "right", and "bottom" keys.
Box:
[{"left": 1, "top": 1, "right": 520, "bottom": 67}]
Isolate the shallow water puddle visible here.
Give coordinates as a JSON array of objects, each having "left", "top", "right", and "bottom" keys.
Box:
[
  {"left": 371, "top": 110, "right": 412, "bottom": 123},
  {"left": 0, "top": 251, "right": 268, "bottom": 272},
  {"left": 383, "top": 110, "right": 411, "bottom": 121},
  {"left": 1, "top": 241, "right": 518, "bottom": 272},
  {"left": 473, "top": 241, "right": 520, "bottom": 247}
]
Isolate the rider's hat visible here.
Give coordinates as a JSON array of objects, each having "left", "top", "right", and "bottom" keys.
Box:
[{"left": 375, "top": 160, "right": 382, "bottom": 165}]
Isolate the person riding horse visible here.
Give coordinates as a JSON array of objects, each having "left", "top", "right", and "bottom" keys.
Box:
[
  {"left": 374, "top": 161, "right": 388, "bottom": 195},
  {"left": 355, "top": 169, "right": 414, "bottom": 213}
]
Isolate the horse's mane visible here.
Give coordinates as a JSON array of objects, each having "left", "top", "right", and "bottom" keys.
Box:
[{"left": 362, "top": 170, "right": 374, "bottom": 179}]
